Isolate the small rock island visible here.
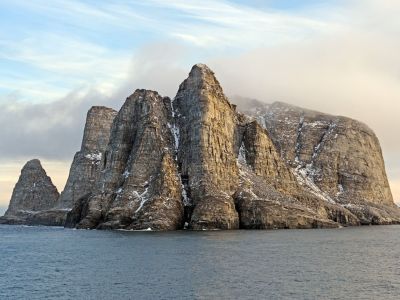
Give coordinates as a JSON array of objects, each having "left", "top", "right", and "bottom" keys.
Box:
[{"left": 1, "top": 64, "right": 400, "bottom": 230}]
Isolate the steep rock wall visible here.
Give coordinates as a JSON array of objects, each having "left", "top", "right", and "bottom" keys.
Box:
[
  {"left": 57, "top": 106, "right": 117, "bottom": 209},
  {"left": 71, "top": 90, "right": 183, "bottom": 230},
  {"left": 175, "top": 64, "right": 240, "bottom": 229}
]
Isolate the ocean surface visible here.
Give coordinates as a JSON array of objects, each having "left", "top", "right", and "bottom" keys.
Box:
[{"left": 1, "top": 225, "right": 399, "bottom": 300}]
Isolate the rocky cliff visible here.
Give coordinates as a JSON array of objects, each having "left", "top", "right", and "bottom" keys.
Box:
[
  {"left": 65, "top": 64, "right": 369, "bottom": 230},
  {"left": 66, "top": 90, "right": 183, "bottom": 230},
  {"left": 0, "top": 159, "right": 65, "bottom": 225},
  {"left": 236, "top": 99, "right": 400, "bottom": 225},
  {"left": 2, "top": 64, "right": 399, "bottom": 229},
  {"left": 0, "top": 107, "right": 117, "bottom": 226},
  {"left": 174, "top": 64, "right": 240, "bottom": 229},
  {"left": 57, "top": 106, "right": 117, "bottom": 208}
]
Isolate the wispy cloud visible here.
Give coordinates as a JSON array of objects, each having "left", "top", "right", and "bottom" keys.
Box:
[
  {"left": 148, "top": 0, "right": 342, "bottom": 48},
  {"left": 0, "top": 0, "right": 347, "bottom": 102},
  {"left": 0, "top": 34, "right": 131, "bottom": 101}
]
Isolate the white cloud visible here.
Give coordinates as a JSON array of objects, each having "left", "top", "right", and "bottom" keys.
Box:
[
  {"left": 0, "top": 0, "right": 352, "bottom": 103},
  {"left": 2, "top": 0, "right": 151, "bottom": 31},
  {"left": 148, "top": 0, "right": 343, "bottom": 48},
  {"left": 0, "top": 34, "right": 131, "bottom": 101}
]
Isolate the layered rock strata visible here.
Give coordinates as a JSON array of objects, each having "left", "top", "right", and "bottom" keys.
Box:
[
  {"left": 67, "top": 64, "right": 365, "bottom": 230},
  {"left": 174, "top": 64, "right": 240, "bottom": 229}
]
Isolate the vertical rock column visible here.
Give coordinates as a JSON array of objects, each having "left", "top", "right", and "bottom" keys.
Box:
[
  {"left": 175, "top": 64, "right": 240, "bottom": 229},
  {"left": 57, "top": 106, "right": 117, "bottom": 209}
]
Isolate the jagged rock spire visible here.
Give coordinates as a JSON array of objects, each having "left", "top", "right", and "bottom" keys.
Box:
[
  {"left": 57, "top": 106, "right": 117, "bottom": 209},
  {"left": 68, "top": 89, "right": 183, "bottom": 230},
  {"left": 174, "top": 63, "right": 240, "bottom": 229},
  {"left": 5, "top": 159, "right": 59, "bottom": 216}
]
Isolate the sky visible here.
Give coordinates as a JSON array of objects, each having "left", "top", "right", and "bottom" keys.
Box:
[{"left": 0, "top": 0, "right": 399, "bottom": 209}]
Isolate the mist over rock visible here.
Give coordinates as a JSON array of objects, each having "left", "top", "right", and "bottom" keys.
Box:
[
  {"left": 234, "top": 99, "right": 400, "bottom": 225},
  {"left": 2, "top": 64, "right": 400, "bottom": 229}
]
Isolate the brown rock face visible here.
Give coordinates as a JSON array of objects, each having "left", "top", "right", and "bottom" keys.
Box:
[
  {"left": 241, "top": 120, "right": 297, "bottom": 192},
  {"left": 261, "top": 102, "right": 393, "bottom": 204},
  {"left": 175, "top": 64, "right": 240, "bottom": 229},
  {"left": 173, "top": 64, "right": 357, "bottom": 230},
  {"left": 57, "top": 106, "right": 117, "bottom": 209},
  {"left": 69, "top": 89, "right": 183, "bottom": 230},
  {"left": 235, "top": 128, "right": 359, "bottom": 229}
]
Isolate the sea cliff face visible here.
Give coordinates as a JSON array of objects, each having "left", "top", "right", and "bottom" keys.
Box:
[
  {"left": 66, "top": 90, "right": 183, "bottom": 230},
  {"left": 57, "top": 106, "right": 117, "bottom": 209},
  {"left": 2, "top": 64, "right": 399, "bottom": 229},
  {"left": 236, "top": 100, "right": 400, "bottom": 225}
]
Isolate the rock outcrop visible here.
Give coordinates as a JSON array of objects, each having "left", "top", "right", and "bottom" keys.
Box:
[
  {"left": 68, "top": 90, "right": 183, "bottom": 230},
  {"left": 3, "top": 64, "right": 399, "bottom": 230},
  {"left": 174, "top": 64, "right": 240, "bottom": 229},
  {"left": 56, "top": 106, "right": 117, "bottom": 209},
  {"left": 0, "top": 106, "right": 117, "bottom": 226},
  {"left": 235, "top": 100, "right": 400, "bottom": 225},
  {"left": 0, "top": 159, "right": 65, "bottom": 225}
]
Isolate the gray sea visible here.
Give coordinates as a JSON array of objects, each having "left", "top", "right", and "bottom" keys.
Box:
[{"left": 0, "top": 225, "right": 399, "bottom": 300}]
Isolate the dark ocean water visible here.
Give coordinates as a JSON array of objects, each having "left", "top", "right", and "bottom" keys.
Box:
[{"left": 1, "top": 225, "right": 399, "bottom": 300}]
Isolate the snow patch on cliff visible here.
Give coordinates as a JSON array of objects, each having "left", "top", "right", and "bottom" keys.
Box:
[
  {"left": 85, "top": 152, "right": 102, "bottom": 165},
  {"left": 237, "top": 141, "right": 247, "bottom": 165},
  {"left": 292, "top": 165, "right": 335, "bottom": 204}
]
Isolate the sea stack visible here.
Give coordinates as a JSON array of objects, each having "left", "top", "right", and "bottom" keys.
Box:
[{"left": 0, "top": 159, "right": 60, "bottom": 225}]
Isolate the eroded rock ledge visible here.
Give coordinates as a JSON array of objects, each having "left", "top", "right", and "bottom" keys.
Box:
[{"left": 2, "top": 64, "right": 399, "bottom": 229}]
